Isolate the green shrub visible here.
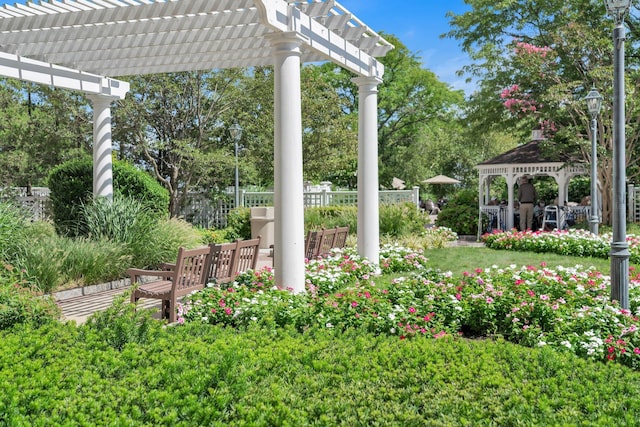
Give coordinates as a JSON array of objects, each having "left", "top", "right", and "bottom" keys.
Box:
[
  {"left": 82, "top": 292, "right": 161, "bottom": 351},
  {"left": 112, "top": 160, "right": 169, "bottom": 218},
  {"left": 195, "top": 226, "right": 231, "bottom": 244},
  {"left": 304, "top": 204, "right": 428, "bottom": 238},
  {"left": 304, "top": 206, "right": 357, "bottom": 232},
  {"left": 48, "top": 157, "right": 169, "bottom": 236},
  {"left": 47, "top": 157, "right": 93, "bottom": 236},
  {"left": 224, "top": 207, "right": 251, "bottom": 240},
  {"left": 131, "top": 217, "right": 205, "bottom": 268},
  {"left": 379, "top": 202, "right": 428, "bottom": 237},
  {"left": 1, "top": 324, "right": 640, "bottom": 425},
  {"left": 436, "top": 189, "right": 482, "bottom": 235},
  {"left": 0, "top": 265, "right": 60, "bottom": 329}
]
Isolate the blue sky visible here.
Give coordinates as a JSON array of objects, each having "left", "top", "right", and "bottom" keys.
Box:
[
  {"left": 344, "top": 0, "right": 473, "bottom": 94},
  {"left": 0, "top": 0, "right": 473, "bottom": 93}
]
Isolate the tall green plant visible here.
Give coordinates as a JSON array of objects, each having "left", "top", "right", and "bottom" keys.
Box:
[
  {"left": 80, "top": 195, "right": 156, "bottom": 244},
  {"left": 0, "top": 202, "right": 28, "bottom": 263},
  {"left": 379, "top": 203, "right": 428, "bottom": 237},
  {"left": 20, "top": 235, "right": 131, "bottom": 293}
]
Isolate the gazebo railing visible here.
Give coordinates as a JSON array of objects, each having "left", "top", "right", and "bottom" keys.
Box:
[{"left": 480, "top": 204, "right": 591, "bottom": 234}]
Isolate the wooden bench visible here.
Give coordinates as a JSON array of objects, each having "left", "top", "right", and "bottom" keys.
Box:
[
  {"left": 207, "top": 236, "right": 261, "bottom": 285},
  {"left": 129, "top": 245, "right": 211, "bottom": 323},
  {"left": 129, "top": 237, "right": 261, "bottom": 322},
  {"left": 304, "top": 226, "right": 350, "bottom": 260}
]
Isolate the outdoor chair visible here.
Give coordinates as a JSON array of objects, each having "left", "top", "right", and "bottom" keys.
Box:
[{"left": 129, "top": 246, "right": 211, "bottom": 323}]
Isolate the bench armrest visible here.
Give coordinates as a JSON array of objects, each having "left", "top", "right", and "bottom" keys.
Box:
[{"left": 126, "top": 268, "right": 176, "bottom": 283}]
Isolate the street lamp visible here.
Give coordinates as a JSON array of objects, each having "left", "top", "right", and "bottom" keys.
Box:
[
  {"left": 584, "top": 87, "right": 602, "bottom": 235},
  {"left": 605, "top": 0, "right": 631, "bottom": 309},
  {"left": 229, "top": 123, "right": 243, "bottom": 208}
]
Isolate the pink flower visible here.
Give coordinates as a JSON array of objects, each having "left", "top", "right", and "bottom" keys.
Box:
[
  {"left": 351, "top": 301, "right": 358, "bottom": 308},
  {"left": 224, "top": 307, "right": 232, "bottom": 315},
  {"left": 409, "top": 307, "right": 416, "bottom": 313}
]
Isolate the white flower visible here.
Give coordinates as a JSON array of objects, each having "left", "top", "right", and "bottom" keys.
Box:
[{"left": 326, "top": 322, "right": 333, "bottom": 328}]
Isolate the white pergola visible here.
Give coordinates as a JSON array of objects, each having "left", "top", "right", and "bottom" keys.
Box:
[
  {"left": 476, "top": 131, "right": 587, "bottom": 233},
  {"left": 0, "top": 0, "right": 393, "bottom": 293}
]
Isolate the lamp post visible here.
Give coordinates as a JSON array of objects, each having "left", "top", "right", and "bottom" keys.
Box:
[
  {"left": 605, "top": 0, "right": 631, "bottom": 309},
  {"left": 229, "top": 123, "right": 243, "bottom": 208},
  {"left": 584, "top": 87, "right": 603, "bottom": 235}
]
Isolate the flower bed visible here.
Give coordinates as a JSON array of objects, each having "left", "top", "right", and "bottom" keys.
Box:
[
  {"left": 481, "top": 228, "right": 640, "bottom": 262},
  {"left": 179, "top": 244, "right": 640, "bottom": 370}
]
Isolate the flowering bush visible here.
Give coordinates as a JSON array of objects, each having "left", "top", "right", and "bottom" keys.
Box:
[
  {"left": 482, "top": 229, "right": 630, "bottom": 261},
  {"left": 422, "top": 226, "right": 458, "bottom": 248},
  {"left": 179, "top": 243, "right": 640, "bottom": 370}
]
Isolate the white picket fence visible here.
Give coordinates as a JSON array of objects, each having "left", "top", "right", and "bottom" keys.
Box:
[
  {"left": 8, "top": 186, "right": 420, "bottom": 229},
  {"left": 180, "top": 187, "right": 421, "bottom": 228}
]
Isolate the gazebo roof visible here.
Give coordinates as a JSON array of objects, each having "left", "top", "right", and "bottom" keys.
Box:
[
  {"left": 478, "top": 138, "right": 571, "bottom": 166},
  {"left": 0, "top": 0, "right": 393, "bottom": 79}
]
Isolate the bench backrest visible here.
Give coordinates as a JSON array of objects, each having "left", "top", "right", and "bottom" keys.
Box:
[
  {"left": 207, "top": 236, "right": 261, "bottom": 285},
  {"left": 233, "top": 236, "right": 261, "bottom": 275},
  {"left": 207, "top": 241, "right": 238, "bottom": 284},
  {"left": 304, "top": 229, "right": 323, "bottom": 260},
  {"left": 304, "top": 226, "right": 350, "bottom": 260},
  {"left": 317, "top": 227, "right": 337, "bottom": 257},
  {"left": 333, "top": 226, "right": 349, "bottom": 249},
  {"left": 173, "top": 245, "right": 212, "bottom": 296}
]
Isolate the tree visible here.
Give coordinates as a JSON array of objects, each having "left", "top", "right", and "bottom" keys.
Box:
[
  {"left": 310, "top": 34, "right": 465, "bottom": 189},
  {"left": 0, "top": 79, "right": 93, "bottom": 191},
  {"left": 113, "top": 70, "right": 245, "bottom": 216},
  {"left": 446, "top": 0, "right": 640, "bottom": 224},
  {"left": 226, "top": 65, "right": 359, "bottom": 189}
]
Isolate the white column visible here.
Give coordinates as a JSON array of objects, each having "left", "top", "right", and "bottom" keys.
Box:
[
  {"left": 353, "top": 76, "right": 382, "bottom": 264},
  {"left": 88, "top": 95, "right": 115, "bottom": 199},
  {"left": 268, "top": 32, "right": 306, "bottom": 293},
  {"left": 506, "top": 173, "right": 515, "bottom": 230}
]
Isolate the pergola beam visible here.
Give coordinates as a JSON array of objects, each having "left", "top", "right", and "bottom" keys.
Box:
[{"left": 0, "top": 51, "right": 129, "bottom": 98}]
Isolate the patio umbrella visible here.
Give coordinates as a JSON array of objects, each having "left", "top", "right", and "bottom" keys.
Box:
[
  {"left": 392, "top": 177, "right": 406, "bottom": 189},
  {"left": 422, "top": 175, "right": 460, "bottom": 185}
]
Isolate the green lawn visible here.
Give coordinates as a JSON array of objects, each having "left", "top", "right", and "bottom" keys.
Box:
[{"left": 424, "top": 245, "right": 621, "bottom": 276}]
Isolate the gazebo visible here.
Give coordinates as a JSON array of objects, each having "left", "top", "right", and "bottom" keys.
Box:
[
  {"left": 0, "top": 0, "right": 394, "bottom": 293},
  {"left": 476, "top": 130, "right": 588, "bottom": 236}
]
